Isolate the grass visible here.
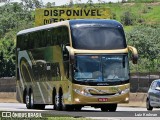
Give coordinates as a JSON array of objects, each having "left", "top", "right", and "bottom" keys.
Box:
[
  {"left": 0, "top": 111, "right": 91, "bottom": 120},
  {"left": 74, "top": 2, "right": 160, "bottom": 32},
  {"left": 48, "top": 117, "right": 91, "bottom": 120},
  {"left": 109, "top": 2, "right": 160, "bottom": 24},
  {"left": 142, "top": 5, "right": 160, "bottom": 24}
]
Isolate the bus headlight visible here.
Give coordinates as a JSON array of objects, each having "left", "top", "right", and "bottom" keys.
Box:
[
  {"left": 121, "top": 88, "right": 129, "bottom": 94},
  {"left": 74, "top": 89, "right": 91, "bottom": 96},
  {"left": 75, "top": 98, "right": 80, "bottom": 102}
]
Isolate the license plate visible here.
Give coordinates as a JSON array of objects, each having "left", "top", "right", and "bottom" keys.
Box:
[{"left": 98, "top": 98, "right": 108, "bottom": 102}]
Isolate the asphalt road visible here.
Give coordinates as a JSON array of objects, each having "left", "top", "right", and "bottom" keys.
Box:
[{"left": 0, "top": 103, "right": 160, "bottom": 119}]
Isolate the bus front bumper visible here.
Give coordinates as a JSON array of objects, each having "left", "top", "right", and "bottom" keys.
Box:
[{"left": 72, "top": 89, "right": 129, "bottom": 105}]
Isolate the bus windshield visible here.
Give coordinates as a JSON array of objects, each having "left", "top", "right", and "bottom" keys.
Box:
[
  {"left": 74, "top": 54, "right": 129, "bottom": 84},
  {"left": 71, "top": 26, "right": 126, "bottom": 50}
]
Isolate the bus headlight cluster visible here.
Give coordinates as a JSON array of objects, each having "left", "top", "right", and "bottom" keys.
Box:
[
  {"left": 121, "top": 88, "right": 129, "bottom": 94},
  {"left": 75, "top": 98, "right": 80, "bottom": 102},
  {"left": 74, "top": 89, "right": 91, "bottom": 96}
]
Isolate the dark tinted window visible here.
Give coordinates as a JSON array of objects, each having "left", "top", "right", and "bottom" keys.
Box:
[
  {"left": 151, "top": 81, "right": 157, "bottom": 90},
  {"left": 156, "top": 81, "right": 160, "bottom": 87},
  {"left": 71, "top": 26, "right": 126, "bottom": 50},
  {"left": 17, "top": 26, "right": 70, "bottom": 50},
  {"left": 17, "top": 35, "right": 27, "bottom": 50}
]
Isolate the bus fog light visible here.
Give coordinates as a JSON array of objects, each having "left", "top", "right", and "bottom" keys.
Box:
[
  {"left": 75, "top": 98, "right": 80, "bottom": 102},
  {"left": 125, "top": 97, "right": 129, "bottom": 101}
]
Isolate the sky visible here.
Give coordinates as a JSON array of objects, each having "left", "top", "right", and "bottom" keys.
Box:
[{"left": 1, "top": 0, "right": 122, "bottom": 6}]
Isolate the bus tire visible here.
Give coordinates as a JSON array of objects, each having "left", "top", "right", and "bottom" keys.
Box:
[
  {"left": 26, "top": 91, "right": 35, "bottom": 109},
  {"left": 23, "top": 89, "right": 27, "bottom": 104},
  {"left": 61, "top": 92, "right": 67, "bottom": 111},
  {"left": 55, "top": 93, "right": 62, "bottom": 111},
  {"left": 108, "top": 104, "right": 117, "bottom": 112},
  {"left": 52, "top": 89, "right": 56, "bottom": 110}
]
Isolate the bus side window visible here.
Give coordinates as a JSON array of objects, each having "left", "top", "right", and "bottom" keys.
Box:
[
  {"left": 47, "top": 29, "right": 52, "bottom": 46},
  {"left": 39, "top": 31, "right": 42, "bottom": 47},
  {"left": 23, "top": 35, "right": 28, "bottom": 50},
  {"left": 62, "top": 26, "right": 70, "bottom": 79},
  {"left": 39, "top": 30, "right": 46, "bottom": 47},
  {"left": 50, "top": 29, "right": 55, "bottom": 45},
  {"left": 57, "top": 27, "right": 62, "bottom": 46},
  {"left": 44, "top": 30, "right": 48, "bottom": 47},
  {"left": 62, "top": 27, "right": 69, "bottom": 60},
  {"left": 52, "top": 28, "right": 57, "bottom": 45},
  {"left": 34, "top": 32, "right": 40, "bottom": 48},
  {"left": 53, "top": 28, "right": 58, "bottom": 46},
  {"left": 17, "top": 36, "right": 22, "bottom": 50},
  {"left": 28, "top": 33, "right": 34, "bottom": 49}
]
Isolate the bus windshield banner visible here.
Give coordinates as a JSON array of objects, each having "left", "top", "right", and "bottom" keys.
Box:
[{"left": 35, "top": 8, "right": 110, "bottom": 26}]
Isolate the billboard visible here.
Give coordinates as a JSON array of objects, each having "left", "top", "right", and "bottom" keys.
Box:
[{"left": 35, "top": 8, "right": 111, "bottom": 26}]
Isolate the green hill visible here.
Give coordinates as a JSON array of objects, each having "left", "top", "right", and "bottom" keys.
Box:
[{"left": 108, "top": 2, "right": 160, "bottom": 27}]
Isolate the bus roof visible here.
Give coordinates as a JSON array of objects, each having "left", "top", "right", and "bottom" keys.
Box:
[
  {"left": 17, "top": 20, "right": 70, "bottom": 35},
  {"left": 17, "top": 19, "right": 123, "bottom": 36},
  {"left": 69, "top": 19, "right": 123, "bottom": 28}
]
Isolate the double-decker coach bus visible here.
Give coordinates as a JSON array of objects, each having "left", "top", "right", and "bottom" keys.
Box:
[{"left": 16, "top": 19, "right": 138, "bottom": 111}]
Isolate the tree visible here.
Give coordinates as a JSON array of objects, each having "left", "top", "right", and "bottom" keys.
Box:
[
  {"left": 32, "top": 0, "right": 42, "bottom": 8},
  {"left": 87, "top": 0, "right": 93, "bottom": 5},
  {"left": 122, "top": 0, "right": 126, "bottom": 3},
  {"left": 21, "top": 0, "right": 42, "bottom": 10},
  {"left": 46, "top": 2, "right": 52, "bottom": 8},
  {"left": 0, "top": 2, "right": 34, "bottom": 77},
  {"left": 127, "top": 25, "right": 160, "bottom": 72},
  {"left": 120, "top": 11, "right": 136, "bottom": 26},
  {"left": 69, "top": 0, "right": 74, "bottom": 7}
]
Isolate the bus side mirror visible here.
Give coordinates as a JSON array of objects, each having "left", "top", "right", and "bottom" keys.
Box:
[{"left": 128, "top": 46, "right": 138, "bottom": 64}]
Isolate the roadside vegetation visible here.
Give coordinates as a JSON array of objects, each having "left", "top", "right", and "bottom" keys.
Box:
[
  {"left": 0, "top": 0, "right": 160, "bottom": 77},
  {"left": 48, "top": 117, "right": 91, "bottom": 120}
]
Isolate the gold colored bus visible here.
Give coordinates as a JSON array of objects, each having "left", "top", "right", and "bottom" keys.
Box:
[{"left": 16, "top": 19, "right": 138, "bottom": 111}]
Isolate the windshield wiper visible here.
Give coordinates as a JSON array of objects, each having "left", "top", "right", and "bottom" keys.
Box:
[
  {"left": 83, "top": 79, "right": 96, "bottom": 82},
  {"left": 106, "top": 78, "right": 121, "bottom": 81}
]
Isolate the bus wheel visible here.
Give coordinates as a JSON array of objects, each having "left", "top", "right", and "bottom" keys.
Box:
[
  {"left": 52, "top": 89, "right": 56, "bottom": 110},
  {"left": 108, "top": 104, "right": 117, "bottom": 112},
  {"left": 55, "top": 93, "right": 62, "bottom": 111},
  {"left": 61, "top": 98, "right": 67, "bottom": 111},
  {"left": 26, "top": 91, "right": 35, "bottom": 109}
]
